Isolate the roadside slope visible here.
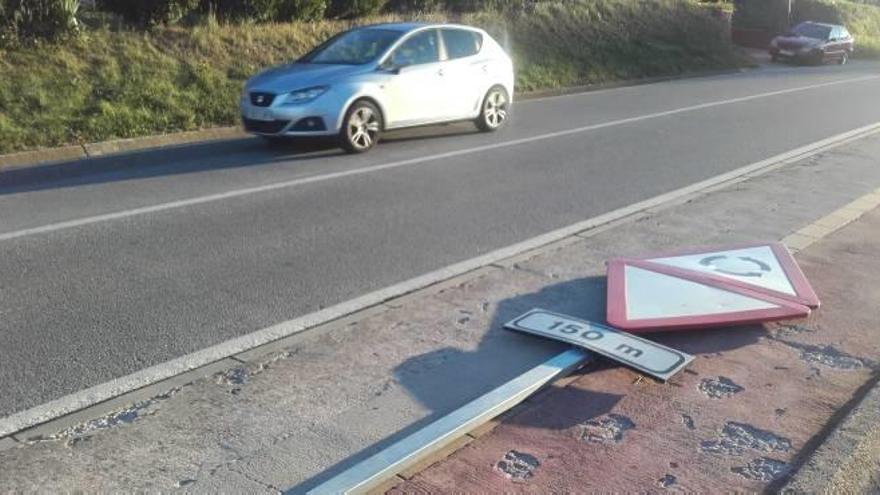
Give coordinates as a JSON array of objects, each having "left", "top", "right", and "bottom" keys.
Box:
[{"left": 0, "top": 0, "right": 744, "bottom": 154}]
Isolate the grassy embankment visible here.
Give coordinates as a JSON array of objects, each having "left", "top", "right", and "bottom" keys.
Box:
[{"left": 0, "top": 0, "right": 744, "bottom": 154}]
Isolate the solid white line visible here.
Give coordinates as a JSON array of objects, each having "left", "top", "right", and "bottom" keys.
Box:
[
  {"left": 2, "top": 121, "right": 879, "bottom": 438},
  {"left": 1, "top": 74, "right": 877, "bottom": 243}
]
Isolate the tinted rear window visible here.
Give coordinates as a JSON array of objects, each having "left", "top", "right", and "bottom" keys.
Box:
[
  {"left": 793, "top": 23, "right": 832, "bottom": 40},
  {"left": 442, "top": 29, "right": 483, "bottom": 59}
]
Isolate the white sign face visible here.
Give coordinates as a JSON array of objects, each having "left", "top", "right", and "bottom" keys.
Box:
[
  {"left": 505, "top": 309, "right": 693, "bottom": 381},
  {"left": 624, "top": 265, "right": 779, "bottom": 320},
  {"left": 649, "top": 246, "right": 796, "bottom": 296}
]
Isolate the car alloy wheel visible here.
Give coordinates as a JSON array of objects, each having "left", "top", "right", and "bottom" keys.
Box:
[
  {"left": 840, "top": 52, "right": 848, "bottom": 65},
  {"left": 341, "top": 101, "right": 382, "bottom": 153},
  {"left": 476, "top": 86, "right": 509, "bottom": 132}
]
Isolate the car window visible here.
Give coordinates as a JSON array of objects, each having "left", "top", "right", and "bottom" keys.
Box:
[
  {"left": 390, "top": 30, "right": 440, "bottom": 67},
  {"left": 831, "top": 27, "right": 841, "bottom": 39},
  {"left": 303, "top": 28, "right": 403, "bottom": 65},
  {"left": 441, "top": 29, "right": 483, "bottom": 60},
  {"left": 841, "top": 28, "right": 850, "bottom": 39},
  {"left": 793, "top": 22, "right": 832, "bottom": 40}
]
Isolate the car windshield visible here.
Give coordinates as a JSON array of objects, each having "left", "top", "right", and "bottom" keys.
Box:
[
  {"left": 792, "top": 23, "right": 832, "bottom": 40},
  {"left": 301, "top": 28, "right": 403, "bottom": 65}
]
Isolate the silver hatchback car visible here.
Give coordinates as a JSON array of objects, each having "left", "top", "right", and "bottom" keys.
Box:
[{"left": 240, "top": 22, "right": 515, "bottom": 153}]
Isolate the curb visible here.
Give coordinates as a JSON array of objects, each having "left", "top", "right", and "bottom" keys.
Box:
[
  {"left": 0, "top": 127, "right": 246, "bottom": 172},
  {"left": 0, "top": 66, "right": 751, "bottom": 173},
  {"left": 518, "top": 66, "right": 751, "bottom": 101},
  {"left": 780, "top": 372, "right": 880, "bottom": 493}
]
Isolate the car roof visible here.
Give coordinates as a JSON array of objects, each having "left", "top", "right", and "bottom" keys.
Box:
[
  {"left": 360, "top": 22, "right": 479, "bottom": 33},
  {"left": 798, "top": 21, "right": 843, "bottom": 28}
]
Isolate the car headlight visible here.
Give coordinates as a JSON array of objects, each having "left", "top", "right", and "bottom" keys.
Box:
[{"left": 283, "top": 86, "right": 328, "bottom": 105}]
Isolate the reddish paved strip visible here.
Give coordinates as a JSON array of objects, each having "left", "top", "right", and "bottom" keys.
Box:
[{"left": 392, "top": 207, "right": 880, "bottom": 492}]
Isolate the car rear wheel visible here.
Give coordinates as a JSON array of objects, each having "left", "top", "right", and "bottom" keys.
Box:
[
  {"left": 339, "top": 100, "right": 382, "bottom": 154},
  {"left": 840, "top": 51, "right": 849, "bottom": 65},
  {"left": 475, "top": 86, "right": 510, "bottom": 132}
]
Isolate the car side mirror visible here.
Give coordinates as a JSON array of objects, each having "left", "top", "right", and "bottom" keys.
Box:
[{"left": 379, "top": 59, "right": 405, "bottom": 75}]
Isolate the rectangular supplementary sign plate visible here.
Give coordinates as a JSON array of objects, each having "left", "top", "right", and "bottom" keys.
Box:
[{"left": 505, "top": 309, "right": 694, "bottom": 381}]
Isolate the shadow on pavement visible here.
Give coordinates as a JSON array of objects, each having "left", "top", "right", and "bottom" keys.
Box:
[
  {"left": 0, "top": 123, "right": 482, "bottom": 195},
  {"left": 292, "top": 273, "right": 768, "bottom": 492},
  {"left": 0, "top": 137, "right": 342, "bottom": 194}
]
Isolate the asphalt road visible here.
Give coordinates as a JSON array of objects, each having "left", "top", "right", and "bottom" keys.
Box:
[{"left": 2, "top": 61, "right": 880, "bottom": 418}]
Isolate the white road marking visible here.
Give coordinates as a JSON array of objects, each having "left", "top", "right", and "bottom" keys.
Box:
[
  {"left": 2, "top": 121, "right": 879, "bottom": 437},
  {"left": 1, "top": 74, "right": 878, "bottom": 243}
]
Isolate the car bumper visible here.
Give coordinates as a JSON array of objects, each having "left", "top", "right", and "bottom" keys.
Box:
[
  {"left": 240, "top": 99, "right": 341, "bottom": 137},
  {"left": 769, "top": 47, "right": 821, "bottom": 62}
]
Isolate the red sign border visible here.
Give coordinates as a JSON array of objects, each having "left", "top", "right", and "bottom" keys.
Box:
[
  {"left": 626, "top": 241, "right": 819, "bottom": 308},
  {"left": 606, "top": 257, "right": 812, "bottom": 333}
]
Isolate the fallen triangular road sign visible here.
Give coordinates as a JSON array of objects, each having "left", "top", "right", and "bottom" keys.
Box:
[
  {"left": 607, "top": 254, "right": 813, "bottom": 332},
  {"left": 640, "top": 242, "right": 819, "bottom": 308}
]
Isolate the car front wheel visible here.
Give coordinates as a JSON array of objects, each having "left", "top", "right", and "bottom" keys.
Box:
[
  {"left": 475, "top": 86, "right": 510, "bottom": 132},
  {"left": 340, "top": 100, "right": 382, "bottom": 154},
  {"left": 840, "top": 51, "right": 849, "bottom": 65}
]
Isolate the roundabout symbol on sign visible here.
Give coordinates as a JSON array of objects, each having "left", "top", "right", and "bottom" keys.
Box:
[{"left": 699, "top": 255, "right": 772, "bottom": 278}]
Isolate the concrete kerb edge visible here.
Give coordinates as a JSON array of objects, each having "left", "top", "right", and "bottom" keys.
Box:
[
  {"left": 0, "top": 127, "right": 246, "bottom": 172},
  {"left": 0, "top": 66, "right": 752, "bottom": 172},
  {"left": 779, "top": 372, "right": 880, "bottom": 493},
  {"left": 1, "top": 122, "right": 879, "bottom": 444}
]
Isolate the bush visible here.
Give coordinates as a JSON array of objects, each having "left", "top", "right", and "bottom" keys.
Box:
[
  {"left": 1, "top": 0, "right": 80, "bottom": 41},
  {"left": 201, "top": 0, "right": 280, "bottom": 22},
  {"left": 96, "top": 0, "right": 199, "bottom": 26},
  {"left": 732, "top": 0, "right": 789, "bottom": 31},
  {"left": 277, "top": 0, "right": 328, "bottom": 20},
  {"left": 327, "top": 0, "right": 387, "bottom": 18}
]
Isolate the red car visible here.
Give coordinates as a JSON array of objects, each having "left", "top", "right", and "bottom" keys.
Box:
[{"left": 769, "top": 21, "right": 854, "bottom": 65}]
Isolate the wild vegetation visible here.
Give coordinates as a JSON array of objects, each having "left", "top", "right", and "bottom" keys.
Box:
[{"left": 0, "top": 0, "right": 744, "bottom": 154}]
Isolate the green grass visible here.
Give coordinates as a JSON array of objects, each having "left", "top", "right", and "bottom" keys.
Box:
[{"left": 0, "top": 0, "right": 746, "bottom": 154}]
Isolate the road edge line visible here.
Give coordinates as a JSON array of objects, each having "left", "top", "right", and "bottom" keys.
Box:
[{"left": 1, "top": 121, "right": 879, "bottom": 439}]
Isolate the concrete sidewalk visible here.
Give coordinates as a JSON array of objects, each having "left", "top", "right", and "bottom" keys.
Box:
[
  {"left": 2, "top": 132, "right": 880, "bottom": 492},
  {"left": 391, "top": 204, "right": 880, "bottom": 493}
]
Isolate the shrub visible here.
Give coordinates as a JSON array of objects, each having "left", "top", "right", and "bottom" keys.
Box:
[
  {"left": 327, "top": 0, "right": 387, "bottom": 18},
  {"left": 1, "top": 0, "right": 80, "bottom": 41},
  {"left": 731, "top": 0, "right": 789, "bottom": 31},
  {"left": 277, "top": 0, "right": 327, "bottom": 20},
  {"left": 384, "top": 0, "right": 443, "bottom": 12},
  {"left": 96, "top": 0, "right": 199, "bottom": 26},
  {"left": 201, "top": 0, "right": 280, "bottom": 22}
]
